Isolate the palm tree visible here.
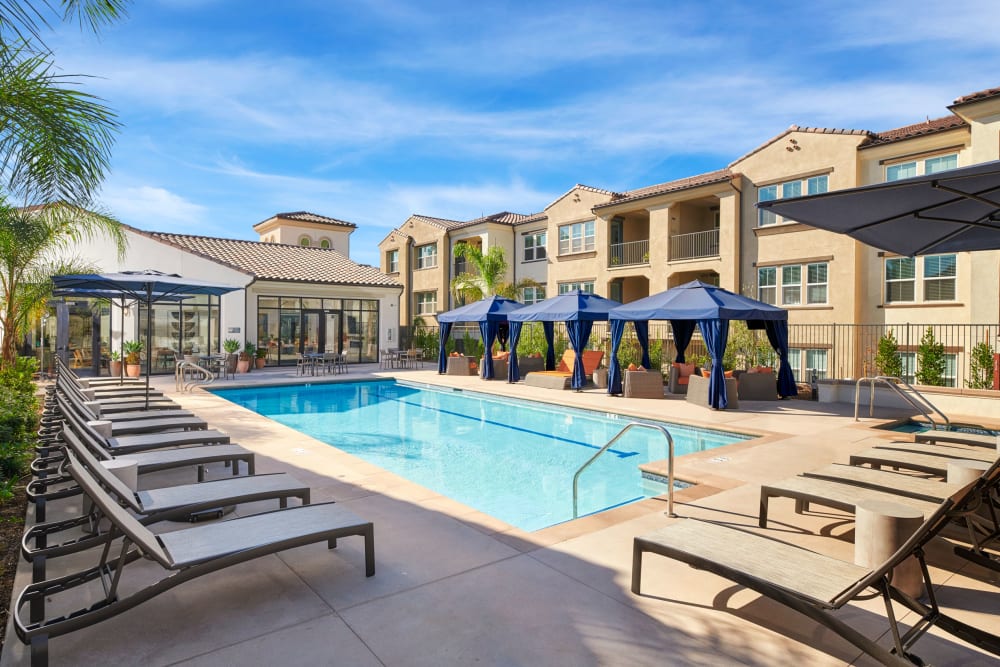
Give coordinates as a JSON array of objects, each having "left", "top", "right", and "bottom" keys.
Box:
[
  {"left": 0, "top": 199, "right": 125, "bottom": 364},
  {"left": 450, "top": 244, "right": 540, "bottom": 303}
]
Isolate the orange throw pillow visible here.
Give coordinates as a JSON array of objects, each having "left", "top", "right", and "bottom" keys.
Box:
[
  {"left": 627, "top": 363, "right": 637, "bottom": 371},
  {"left": 678, "top": 363, "right": 695, "bottom": 377}
]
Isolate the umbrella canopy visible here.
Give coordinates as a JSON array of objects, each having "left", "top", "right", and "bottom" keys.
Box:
[
  {"left": 507, "top": 290, "right": 621, "bottom": 388},
  {"left": 52, "top": 270, "right": 243, "bottom": 406},
  {"left": 436, "top": 296, "right": 523, "bottom": 378},
  {"left": 757, "top": 160, "right": 1000, "bottom": 256},
  {"left": 607, "top": 281, "right": 794, "bottom": 408}
]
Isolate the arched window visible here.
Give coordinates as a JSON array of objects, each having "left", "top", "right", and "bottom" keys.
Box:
[
  {"left": 299, "top": 236, "right": 311, "bottom": 246},
  {"left": 319, "top": 238, "right": 331, "bottom": 249}
]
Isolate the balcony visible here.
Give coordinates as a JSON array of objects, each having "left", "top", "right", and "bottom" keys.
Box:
[
  {"left": 669, "top": 228, "right": 719, "bottom": 261},
  {"left": 608, "top": 240, "right": 649, "bottom": 267}
]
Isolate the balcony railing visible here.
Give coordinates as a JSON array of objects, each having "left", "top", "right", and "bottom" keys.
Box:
[
  {"left": 669, "top": 228, "right": 719, "bottom": 261},
  {"left": 608, "top": 240, "right": 649, "bottom": 267}
]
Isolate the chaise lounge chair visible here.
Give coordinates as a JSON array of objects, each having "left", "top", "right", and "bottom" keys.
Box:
[
  {"left": 849, "top": 441, "right": 996, "bottom": 476},
  {"left": 633, "top": 473, "right": 1000, "bottom": 666},
  {"left": 14, "top": 454, "right": 374, "bottom": 667},
  {"left": 915, "top": 430, "right": 999, "bottom": 448},
  {"left": 523, "top": 349, "right": 604, "bottom": 390}
]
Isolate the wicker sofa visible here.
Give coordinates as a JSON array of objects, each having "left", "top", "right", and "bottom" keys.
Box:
[
  {"left": 735, "top": 369, "right": 778, "bottom": 401},
  {"left": 623, "top": 370, "right": 664, "bottom": 399},
  {"left": 445, "top": 355, "right": 475, "bottom": 376},
  {"left": 686, "top": 373, "right": 739, "bottom": 409}
]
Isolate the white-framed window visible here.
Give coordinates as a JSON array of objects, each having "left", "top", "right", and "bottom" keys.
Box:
[
  {"left": 522, "top": 286, "right": 545, "bottom": 305},
  {"left": 885, "top": 153, "right": 958, "bottom": 182},
  {"left": 758, "top": 174, "right": 829, "bottom": 226},
  {"left": 558, "top": 281, "right": 594, "bottom": 294},
  {"left": 786, "top": 349, "right": 801, "bottom": 382},
  {"left": 899, "top": 352, "right": 916, "bottom": 384},
  {"left": 787, "top": 348, "right": 828, "bottom": 382},
  {"left": 416, "top": 243, "right": 437, "bottom": 269},
  {"left": 781, "top": 265, "right": 801, "bottom": 305},
  {"left": 757, "top": 267, "right": 776, "bottom": 305},
  {"left": 805, "top": 349, "right": 828, "bottom": 380},
  {"left": 942, "top": 353, "right": 957, "bottom": 388},
  {"left": 885, "top": 254, "right": 956, "bottom": 304},
  {"left": 524, "top": 231, "right": 547, "bottom": 262},
  {"left": 319, "top": 238, "right": 331, "bottom": 249},
  {"left": 557, "top": 220, "right": 595, "bottom": 254},
  {"left": 299, "top": 236, "right": 311, "bottom": 246},
  {"left": 806, "top": 262, "right": 828, "bottom": 304},
  {"left": 923, "top": 254, "right": 956, "bottom": 301},
  {"left": 386, "top": 249, "right": 399, "bottom": 273},
  {"left": 415, "top": 291, "right": 437, "bottom": 315}
]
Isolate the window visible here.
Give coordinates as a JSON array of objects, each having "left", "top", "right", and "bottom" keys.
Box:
[
  {"left": 805, "top": 349, "right": 828, "bottom": 380},
  {"left": 416, "top": 243, "right": 437, "bottom": 269},
  {"left": 885, "top": 257, "right": 915, "bottom": 302},
  {"left": 524, "top": 231, "right": 547, "bottom": 261},
  {"left": 942, "top": 353, "right": 957, "bottom": 388},
  {"left": 387, "top": 249, "right": 399, "bottom": 273},
  {"left": 806, "top": 262, "right": 828, "bottom": 304},
  {"left": 899, "top": 352, "right": 916, "bottom": 384},
  {"left": 299, "top": 236, "right": 311, "bottom": 246},
  {"left": 923, "top": 254, "right": 956, "bottom": 301},
  {"left": 885, "top": 255, "right": 955, "bottom": 304},
  {"left": 415, "top": 291, "right": 437, "bottom": 315},
  {"left": 757, "top": 174, "right": 828, "bottom": 226},
  {"left": 558, "top": 281, "right": 594, "bottom": 294},
  {"left": 758, "top": 261, "right": 828, "bottom": 306},
  {"left": 522, "top": 286, "right": 545, "bottom": 305},
  {"left": 787, "top": 348, "right": 828, "bottom": 382},
  {"left": 781, "top": 265, "right": 801, "bottom": 305},
  {"left": 319, "top": 238, "right": 331, "bottom": 249},
  {"left": 558, "top": 220, "right": 595, "bottom": 254},
  {"left": 757, "top": 267, "right": 776, "bottom": 304},
  {"left": 786, "top": 349, "right": 801, "bottom": 382},
  {"left": 886, "top": 153, "right": 957, "bottom": 182}
]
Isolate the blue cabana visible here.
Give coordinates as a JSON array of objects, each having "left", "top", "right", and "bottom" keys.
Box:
[
  {"left": 506, "top": 290, "right": 621, "bottom": 389},
  {"left": 436, "top": 296, "right": 523, "bottom": 379},
  {"left": 607, "top": 281, "right": 795, "bottom": 408}
]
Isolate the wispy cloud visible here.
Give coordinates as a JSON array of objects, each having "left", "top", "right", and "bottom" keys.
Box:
[{"left": 98, "top": 184, "right": 208, "bottom": 230}]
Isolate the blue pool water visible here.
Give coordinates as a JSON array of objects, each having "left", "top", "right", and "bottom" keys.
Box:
[
  {"left": 890, "top": 420, "right": 1000, "bottom": 436},
  {"left": 212, "top": 380, "right": 752, "bottom": 531}
]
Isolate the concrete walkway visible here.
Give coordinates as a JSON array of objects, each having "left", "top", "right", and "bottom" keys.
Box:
[{"left": 3, "top": 365, "right": 999, "bottom": 666}]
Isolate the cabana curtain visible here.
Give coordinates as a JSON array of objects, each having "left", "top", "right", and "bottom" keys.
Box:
[
  {"left": 565, "top": 320, "right": 594, "bottom": 390},
  {"left": 478, "top": 320, "right": 499, "bottom": 379},
  {"left": 764, "top": 320, "right": 797, "bottom": 397},
  {"left": 437, "top": 322, "right": 453, "bottom": 374}
]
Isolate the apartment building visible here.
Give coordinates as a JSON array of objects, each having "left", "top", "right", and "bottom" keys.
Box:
[{"left": 380, "top": 85, "right": 1000, "bottom": 385}]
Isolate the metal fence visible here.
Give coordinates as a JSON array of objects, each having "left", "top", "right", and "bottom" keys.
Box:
[{"left": 430, "top": 321, "right": 999, "bottom": 389}]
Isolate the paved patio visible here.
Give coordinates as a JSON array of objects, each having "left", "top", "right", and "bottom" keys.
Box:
[{"left": 3, "top": 364, "right": 999, "bottom": 666}]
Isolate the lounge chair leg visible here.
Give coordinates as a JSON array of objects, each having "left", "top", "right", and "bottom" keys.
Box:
[
  {"left": 631, "top": 541, "right": 643, "bottom": 594},
  {"left": 197, "top": 465, "right": 205, "bottom": 483},
  {"left": 30, "top": 556, "right": 46, "bottom": 620},
  {"left": 759, "top": 493, "right": 770, "bottom": 528},
  {"left": 328, "top": 538, "right": 337, "bottom": 549},
  {"left": 30, "top": 635, "right": 48, "bottom": 667},
  {"left": 280, "top": 498, "right": 287, "bottom": 509},
  {"left": 794, "top": 499, "right": 807, "bottom": 514},
  {"left": 364, "top": 526, "right": 375, "bottom": 577},
  {"left": 247, "top": 457, "right": 255, "bottom": 475}
]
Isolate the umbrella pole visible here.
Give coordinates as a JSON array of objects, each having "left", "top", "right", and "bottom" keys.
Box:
[{"left": 145, "top": 289, "right": 152, "bottom": 409}]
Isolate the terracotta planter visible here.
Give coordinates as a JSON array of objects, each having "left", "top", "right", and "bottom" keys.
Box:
[
  {"left": 255, "top": 357, "right": 266, "bottom": 369},
  {"left": 236, "top": 358, "right": 251, "bottom": 373},
  {"left": 125, "top": 364, "right": 141, "bottom": 378},
  {"left": 109, "top": 360, "right": 122, "bottom": 378}
]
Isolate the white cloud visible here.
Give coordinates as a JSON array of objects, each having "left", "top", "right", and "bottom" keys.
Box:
[{"left": 99, "top": 184, "right": 208, "bottom": 230}]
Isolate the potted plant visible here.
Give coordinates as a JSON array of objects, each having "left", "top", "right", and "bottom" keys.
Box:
[
  {"left": 108, "top": 351, "right": 122, "bottom": 378},
  {"left": 237, "top": 340, "right": 255, "bottom": 373},
  {"left": 223, "top": 338, "right": 241, "bottom": 355},
  {"left": 123, "top": 340, "right": 143, "bottom": 377},
  {"left": 255, "top": 345, "right": 268, "bottom": 369}
]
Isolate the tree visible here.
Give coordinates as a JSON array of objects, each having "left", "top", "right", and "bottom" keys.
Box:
[
  {"left": 874, "top": 330, "right": 903, "bottom": 378},
  {"left": 966, "top": 340, "right": 995, "bottom": 390},
  {"left": 0, "top": 199, "right": 125, "bottom": 364},
  {"left": 450, "top": 244, "right": 539, "bottom": 302},
  {"left": 915, "top": 327, "right": 946, "bottom": 386}
]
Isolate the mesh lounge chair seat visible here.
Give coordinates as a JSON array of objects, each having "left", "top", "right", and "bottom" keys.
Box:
[
  {"left": 15, "top": 457, "right": 374, "bottom": 666},
  {"left": 850, "top": 444, "right": 995, "bottom": 476},
  {"left": 915, "top": 430, "right": 999, "bottom": 448},
  {"left": 633, "top": 474, "right": 1000, "bottom": 666}
]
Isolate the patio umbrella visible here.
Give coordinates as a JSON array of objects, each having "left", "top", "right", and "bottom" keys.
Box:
[
  {"left": 757, "top": 160, "right": 1000, "bottom": 256},
  {"left": 436, "top": 295, "right": 523, "bottom": 378},
  {"left": 507, "top": 290, "right": 621, "bottom": 388},
  {"left": 52, "top": 270, "right": 243, "bottom": 407}
]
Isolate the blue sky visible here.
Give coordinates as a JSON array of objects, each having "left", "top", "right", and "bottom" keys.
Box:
[{"left": 46, "top": 0, "right": 1000, "bottom": 266}]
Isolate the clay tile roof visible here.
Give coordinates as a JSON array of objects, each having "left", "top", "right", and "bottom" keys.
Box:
[
  {"left": 729, "top": 125, "right": 872, "bottom": 167},
  {"left": 952, "top": 86, "right": 1000, "bottom": 106},
  {"left": 253, "top": 211, "right": 357, "bottom": 230},
  {"left": 516, "top": 212, "right": 547, "bottom": 225},
  {"left": 452, "top": 211, "right": 530, "bottom": 230},
  {"left": 408, "top": 214, "right": 465, "bottom": 230},
  {"left": 596, "top": 169, "right": 734, "bottom": 208},
  {"left": 142, "top": 230, "right": 400, "bottom": 287},
  {"left": 860, "top": 115, "right": 967, "bottom": 148}
]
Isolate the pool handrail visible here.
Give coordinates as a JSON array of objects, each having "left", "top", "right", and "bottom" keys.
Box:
[
  {"left": 573, "top": 422, "right": 676, "bottom": 520},
  {"left": 853, "top": 375, "right": 950, "bottom": 429}
]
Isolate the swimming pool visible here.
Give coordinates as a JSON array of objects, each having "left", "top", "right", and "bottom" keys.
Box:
[
  {"left": 888, "top": 420, "right": 1000, "bottom": 436},
  {"left": 212, "top": 380, "right": 752, "bottom": 531}
]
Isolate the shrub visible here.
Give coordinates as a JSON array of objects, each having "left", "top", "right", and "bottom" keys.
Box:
[
  {"left": 874, "top": 330, "right": 903, "bottom": 379},
  {"left": 723, "top": 321, "right": 773, "bottom": 370},
  {"left": 0, "top": 380, "right": 39, "bottom": 501},
  {"left": 966, "top": 340, "right": 995, "bottom": 390},
  {"left": 915, "top": 327, "right": 946, "bottom": 386}
]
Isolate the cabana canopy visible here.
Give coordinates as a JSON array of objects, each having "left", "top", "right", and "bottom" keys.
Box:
[
  {"left": 607, "top": 281, "right": 794, "bottom": 408},
  {"left": 52, "top": 270, "right": 242, "bottom": 407},
  {"left": 436, "top": 295, "right": 523, "bottom": 379},
  {"left": 757, "top": 160, "right": 1000, "bottom": 256},
  {"left": 506, "top": 290, "right": 621, "bottom": 388}
]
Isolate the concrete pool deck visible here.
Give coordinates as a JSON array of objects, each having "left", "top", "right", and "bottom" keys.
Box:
[{"left": 3, "top": 364, "right": 999, "bottom": 665}]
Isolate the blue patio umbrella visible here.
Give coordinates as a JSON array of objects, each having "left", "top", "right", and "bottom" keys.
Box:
[
  {"left": 436, "top": 295, "right": 523, "bottom": 379},
  {"left": 507, "top": 290, "right": 621, "bottom": 389},
  {"left": 52, "top": 270, "right": 243, "bottom": 407},
  {"left": 608, "top": 281, "right": 794, "bottom": 408}
]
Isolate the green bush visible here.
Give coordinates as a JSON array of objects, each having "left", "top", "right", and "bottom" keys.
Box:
[
  {"left": 723, "top": 321, "right": 773, "bottom": 370},
  {"left": 966, "top": 341, "right": 995, "bottom": 389},
  {"left": 1, "top": 356, "right": 39, "bottom": 395},
  {"left": 0, "top": 380, "right": 39, "bottom": 501},
  {"left": 874, "top": 330, "right": 903, "bottom": 378},
  {"left": 915, "top": 327, "right": 946, "bottom": 386}
]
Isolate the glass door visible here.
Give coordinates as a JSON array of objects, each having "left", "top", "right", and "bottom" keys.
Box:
[
  {"left": 323, "top": 311, "right": 341, "bottom": 353},
  {"left": 302, "top": 310, "right": 321, "bottom": 353}
]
